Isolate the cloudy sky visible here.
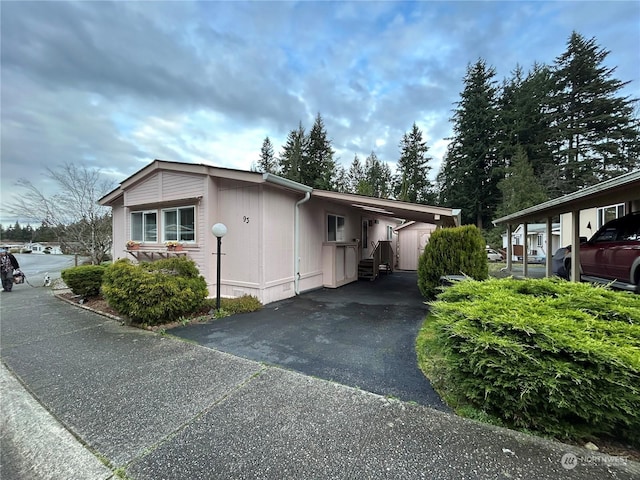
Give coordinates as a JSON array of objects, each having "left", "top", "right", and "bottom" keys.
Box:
[{"left": 1, "top": 1, "right": 639, "bottom": 226}]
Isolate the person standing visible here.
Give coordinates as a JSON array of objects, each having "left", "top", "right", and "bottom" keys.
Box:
[{"left": 0, "top": 248, "right": 20, "bottom": 292}]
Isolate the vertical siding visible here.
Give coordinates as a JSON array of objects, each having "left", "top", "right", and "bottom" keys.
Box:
[
  {"left": 263, "top": 187, "right": 295, "bottom": 285},
  {"left": 217, "top": 180, "right": 261, "bottom": 293},
  {"left": 560, "top": 209, "right": 597, "bottom": 246},
  {"left": 398, "top": 229, "right": 418, "bottom": 270},
  {"left": 397, "top": 222, "right": 436, "bottom": 270},
  {"left": 112, "top": 199, "right": 126, "bottom": 261}
]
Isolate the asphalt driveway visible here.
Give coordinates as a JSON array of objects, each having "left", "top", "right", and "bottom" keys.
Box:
[{"left": 172, "top": 271, "right": 449, "bottom": 411}]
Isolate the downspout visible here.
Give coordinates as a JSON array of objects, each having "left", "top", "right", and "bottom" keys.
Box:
[{"left": 294, "top": 192, "right": 311, "bottom": 294}]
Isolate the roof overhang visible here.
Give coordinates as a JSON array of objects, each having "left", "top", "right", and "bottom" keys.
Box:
[
  {"left": 312, "top": 190, "right": 461, "bottom": 226},
  {"left": 493, "top": 170, "right": 640, "bottom": 225},
  {"left": 98, "top": 160, "right": 462, "bottom": 226},
  {"left": 99, "top": 159, "right": 266, "bottom": 206}
]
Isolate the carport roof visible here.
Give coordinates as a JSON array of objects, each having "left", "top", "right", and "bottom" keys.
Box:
[
  {"left": 492, "top": 170, "right": 640, "bottom": 225},
  {"left": 312, "top": 190, "right": 461, "bottom": 226}
]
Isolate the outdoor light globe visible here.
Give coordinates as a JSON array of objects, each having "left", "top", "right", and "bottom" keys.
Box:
[{"left": 211, "top": 223, "right": 227, "bottom": 238}]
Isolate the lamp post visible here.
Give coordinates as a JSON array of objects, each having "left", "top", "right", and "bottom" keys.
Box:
[{"left": 211, "top": 223, "right": 227, "bottom": 311}]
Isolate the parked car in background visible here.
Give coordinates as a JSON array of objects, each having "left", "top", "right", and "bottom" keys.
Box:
[
  {"left": 486, "top": 248, "right": 503, "bottom": 262},
  {"left": 560, "top": 211, "right": 640, "bottom": 292}
]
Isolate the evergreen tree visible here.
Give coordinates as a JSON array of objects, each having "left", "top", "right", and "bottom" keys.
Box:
[
  {"left": 550, "top": 31, "right": 640, "bottom": 195},
  {"left": 347, "top": 154, "right": 366, "bottom": 194},
  {"left": 305, "top": 113, "right": 336, "bottom": 190},
  {"left": 496, "top": 146, "right": 548, "bottom": 218},
  {"left": 364, "top": 151, "right": 392, "bottom": 198},
  {"left": 394, "top": 123, "right": 435, "bottom": 204},
  {"left": 439, "top": 59, "right": 501, "bottom": 227},
  {"left": 278, "top": 123, "right": 307, "bottom": 184},
  {"left": 257, "top": 136, "right": 278, "bottom": 174},
  {"left": 333, "top": 165, "right": 350, "bottom": 193},
  {"left": 497, "top": 63, "right": 556, "bottom": 192}
]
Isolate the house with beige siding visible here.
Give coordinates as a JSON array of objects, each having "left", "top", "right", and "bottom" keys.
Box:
[{"left": 99, "top": 160, "right": 460, "bottom": 305}]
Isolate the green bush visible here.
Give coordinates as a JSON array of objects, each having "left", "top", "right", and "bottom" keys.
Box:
[
  {"left": 417, "top": 225, "right": 488, "bottom": 298},
  {"left": 61, "top": 265, "right": 107, "bottom": 297},
  {"left": 101, "top": 257, "right": 208, "bottom": 325},
  {"left": 220, "top": 295, "right": 263, "bottom": 314},
  {"left": 417, "top": 277, "right": 640, "bottom": 445}
]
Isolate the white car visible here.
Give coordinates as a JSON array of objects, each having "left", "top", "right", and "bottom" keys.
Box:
[{"left": 486, "top": 248, "right": 503, "bottom": 262}]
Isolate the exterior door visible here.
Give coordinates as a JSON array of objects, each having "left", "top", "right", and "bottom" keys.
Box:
[{"left": 362, "top": 220, "right": 370, "bottom": 258}]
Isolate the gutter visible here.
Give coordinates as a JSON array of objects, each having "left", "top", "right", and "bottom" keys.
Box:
[
  {"left": 294, "top": 192, "right": 311, "bottom": 294},
  {"left": 263, "top": 173, "right": 313, "bottom": 295}
]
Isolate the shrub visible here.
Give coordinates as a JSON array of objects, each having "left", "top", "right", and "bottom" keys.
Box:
[
  {"left": 417, "top": 277, "right": 640, "bottom": 446},
  {"left": 101, "top": 257, "right": 208, "bottom": 325},
  {"left": 417, "top": 225, "right": 488, "bottom": 298},
  {"left": 61, "top": 265, "right": 107, "bottom": 297},
  {"left": 220, "top": 295, "right": 263, "bottom": 314}
]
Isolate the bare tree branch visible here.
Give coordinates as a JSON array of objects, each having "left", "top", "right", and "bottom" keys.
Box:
[{"left": 6, "top": 162, "right": 116, "bottom": 264}]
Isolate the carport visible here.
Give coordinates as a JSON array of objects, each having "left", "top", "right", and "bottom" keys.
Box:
[{"left": 493, "top": 170, "right": 640, "bottom": 280}]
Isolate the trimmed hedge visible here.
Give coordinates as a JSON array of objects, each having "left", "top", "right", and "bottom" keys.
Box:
[
  {"left": 61, "top": 265, "right": 107, "bottom": 297},
  {"left": 101, "top": 257, "right": 208, "bottom": 325},
  {"left": 417, "top": 277, "right": 640, "bottom": 445},
  {"left": 417, "top": 225, "right": 488, "bottom": 298}
]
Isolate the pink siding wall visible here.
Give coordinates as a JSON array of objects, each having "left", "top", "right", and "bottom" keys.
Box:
[
  {"left": 124, "top": 171, "right": 205, "bottom": 206},
  {"left": 125, "top": 173, "right": 160, "bottom": 205},
  {"left": 112, "top": 198, "right": 127, "bottom": 261},
  {"left": 397, "top": 222, "right": 437, "bottom": 270},
  {"left": 261, "top": 187, "right": 296, "bottom": 302},
  {"left": 110, "top": 165, "right": 429, "bottom": 305},
  {"left": 216, "top": 179, "right": 262, "bottom": 299}
]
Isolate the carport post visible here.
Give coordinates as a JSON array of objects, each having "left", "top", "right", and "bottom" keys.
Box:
[
  {"left": 545, "top": 216, "right": 553, "bottom": 277},
  {"left": 571, "top": 211, "right": 581, "bottom": 282},
  {"left": 211, "top": 223, "right": 228, "bottom": 311}
]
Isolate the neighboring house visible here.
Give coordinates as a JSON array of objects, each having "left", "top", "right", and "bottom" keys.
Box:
[
  {"left": 493, "top": 170, "right": 640, "bottom": 280},
  {"left": 99, "top": 160, "right": 460, "bottom": 305},
  {"left": 394, "top": 221, "right": 437, "bottom": 270},
  {"left": 501, "top": 223, "right": 560, "bottom": 261},
  {"left": 27, "top": 242, "right": 63, "bottom": 254}
]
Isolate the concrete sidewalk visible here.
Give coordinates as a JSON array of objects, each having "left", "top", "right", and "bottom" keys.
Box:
[{"left": 1, "top": 286, "right": 638, "bottom": 479}]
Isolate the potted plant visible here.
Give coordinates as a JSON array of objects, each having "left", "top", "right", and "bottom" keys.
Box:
[
  {"left": 165, "top": 241, "right": 184, "bottom": 251},
  {"left": 126, "top": 240, "right": 141, "bottom": 250}
]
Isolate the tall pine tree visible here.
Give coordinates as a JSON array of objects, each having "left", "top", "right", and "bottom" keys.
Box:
[
  {"left": 496, "top": 146, "right": 548, "bottom": 218},
  {"left": 278, "top": 123, "right": 307, "bottom": 184},
  {"left": 439, "top": 59, "right": 501, "bottom": 227},
  {"left": 497, "top": 63, "right": 556, "bottom": 192},
  {"left": 257, "top": 137, "right": 278, "bottom": 174},
  {"left": 364, "top": 151, "right": 392, "bottom": 198},
  {"left": 305, "top": 113, "right": 336, "bottom": 190},
  {"left": 348, "top": 154, "right": 366, "bottom": 194},
  {"left": 394, "top": 123, "right": 435, "bottom": 204},
  {"left": 550, "top": 31, "right": 640, "bottom": 195}
]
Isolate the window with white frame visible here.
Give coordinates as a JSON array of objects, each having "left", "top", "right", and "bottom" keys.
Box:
[
  {"left": 131, "top": 211, "right": 157, "bottom": 243},
  {"left": 163, "top": 206, "right": 196, "bottom": 242},
  {"left": 597, "top": 203, "right": 625, "bottom": 229},
  {"left": 387, "top": 225, "right": 393, "bottom": 241},
  {"left": 537, "top": 234, "right": 543, "bottom": 247},
  {"left": 327, "top": 214, "right": 345, "bottom": 242}
]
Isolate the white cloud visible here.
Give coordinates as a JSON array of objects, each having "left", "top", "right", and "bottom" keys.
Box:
[{"left": 1, "top": 0, "right": 638, "bottom": 227}]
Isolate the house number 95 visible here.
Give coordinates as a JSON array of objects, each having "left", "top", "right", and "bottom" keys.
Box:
[{"left": 243, "top": 216, "right": 250, "bottom": 223}]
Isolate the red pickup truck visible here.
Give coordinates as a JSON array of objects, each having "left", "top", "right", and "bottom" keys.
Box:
[{"left": 562, "top": 212, "right": 640, "bottom": 293}]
